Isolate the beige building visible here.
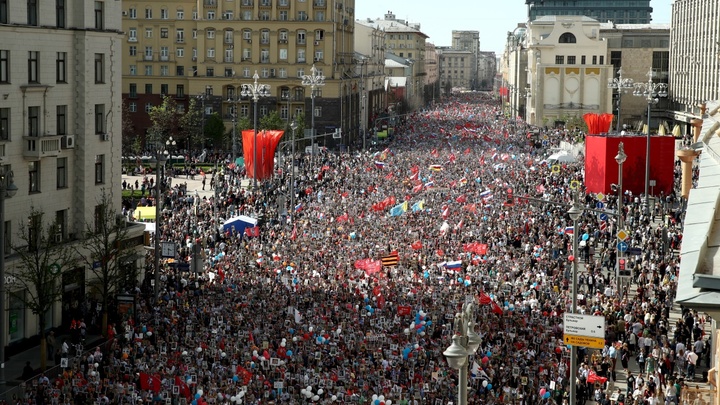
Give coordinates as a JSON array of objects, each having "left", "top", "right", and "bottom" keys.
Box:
[
  {"left": 424, "top": 43, "right": 440, "bottom": 105},
  {"left": 437, "top": 47, "right": 475, "bottom": 94},
  {"left": 451, "top": 31, "right": 480, "bottom": 90},
  {"left": 0, "top": 0, "right": 144, "bottom": 348},
  {"left": 354, "top": 21, "right": 388, "bottom": 132},
  {"left": 122, "top": 0, "right": 358, "bottom": 148}
]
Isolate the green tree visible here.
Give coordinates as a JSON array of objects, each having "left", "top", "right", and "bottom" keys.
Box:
[
  {"left": 8, "top": 209, "right": 77, "bottom": 371},
  {"left": 147, "top": 96, "right": 179, "bottom": 147},
  {"left": 259, "top": 110, "right": 286, "bottom": 130},
  {"left": 74, "top": 190, "right": 136, "bottom": 339},
  {"left": 204, "top": 113, "right": 226, "bottom": 148},
  {"left": 121, "top": 101, "right": 136, "bottom": 156},
  {"left": 179, "top": 97, "right": 204, "bottom": 154}
]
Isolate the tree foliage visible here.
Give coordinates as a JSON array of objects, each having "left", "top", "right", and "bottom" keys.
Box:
[
  {"left": 178, "top": 98, "right": 204, "bottom": 153},
  {"left": 74, "top": 190, "right": 137, "bottom": 338},
  {"left": 121, "top": 102, "right": 139, "bottom": 156},
  {"left": 147, "top": 96, "right": 179, "bottom": 147},
  {"left": 204, "top": 113, "right": 226, "bottom": 148},
  {"left": 8, "top": 209, "right": 77, "bottom": 371},
  {"left": 259, "top": 110, "right": 286, "bottom": 130}
]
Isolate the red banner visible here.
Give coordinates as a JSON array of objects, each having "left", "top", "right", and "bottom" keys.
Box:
[
  {"left": 397, "top": 305, "right": 412, "bottom": 316},
  {"left": 242, "top": 130, "right": 285, "bottom": 181}
]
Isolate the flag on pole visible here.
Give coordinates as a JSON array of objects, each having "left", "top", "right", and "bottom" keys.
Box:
[
  {"left": 411, "top": 200, "right": 425, "bottom": 212},
  {"left": 564, "top": 226, "right": 574, "bottom": 235},
  {"left": 381, "top": 251, "right": 400, "bottom": 267}
]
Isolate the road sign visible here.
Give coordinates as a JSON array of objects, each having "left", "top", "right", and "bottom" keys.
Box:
[
  {"left": 617, "top": 229, "right": 629, "bottom": 241},
  {"left": 563, "top": 313, "right": 605, "bottom": 339},
  {"left": 599, "top": 213, "right": 608, "bottom": 221},
  {"left": 627, "top": 247, "right": 642, "bottom": 256},
  {"left": 563, "top": 334, "right": 605, "bottom": 349},
  {"left": 596, "top": 192, "right": 605, "bottom": 201},
  {"left": 617, "top": 242, "right": 628, "bottom": 252},
  {"left": 596, "top": 202, "right": 605, "bottom": 209}
]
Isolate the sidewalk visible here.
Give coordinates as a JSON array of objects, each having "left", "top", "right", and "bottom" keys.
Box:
[{"left": 0, "top": 335, "right": 103, "bottom": 401}]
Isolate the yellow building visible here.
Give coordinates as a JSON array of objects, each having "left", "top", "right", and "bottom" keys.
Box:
[{"left": 121, "top": 0, "right": 358, "bottom": 149}]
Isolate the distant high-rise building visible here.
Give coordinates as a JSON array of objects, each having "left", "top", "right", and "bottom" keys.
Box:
[
  {"left": 452, "top": 31, "right": 480, "bottom": 90},
  {"left": 526, "top": 0, "right": 652, "bottom": 24}
]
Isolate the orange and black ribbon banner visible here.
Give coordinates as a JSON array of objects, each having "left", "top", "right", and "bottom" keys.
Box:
[{"left": 381, "top": 251, "right": 399, "bottom": 267}]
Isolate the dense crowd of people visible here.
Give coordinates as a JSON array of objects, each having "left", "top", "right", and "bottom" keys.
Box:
[{"left": 5, "top": 93, "right": 707, "bottom": 405}]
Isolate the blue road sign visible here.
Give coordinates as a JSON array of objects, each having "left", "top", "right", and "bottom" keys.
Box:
[
  {"left": 596, "top": 202, "right": 605, "bottom": 209},
  {"left": 617, "top": 242, "right": 628, "bottom": 252},
  {"left": 599, "top": 213, "right": 608, "bottom": 221},
  {"left": 627, "top": 247, "right": 642, "bottom": 256}
]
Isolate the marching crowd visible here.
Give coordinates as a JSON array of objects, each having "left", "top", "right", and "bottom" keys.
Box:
[{"left": 7, "top": 93, "right": 705, "bottom": 405}]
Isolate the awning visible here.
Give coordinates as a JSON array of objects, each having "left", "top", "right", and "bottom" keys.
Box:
[{"left": 672, "top": 124, "right": 682, "bottom": 137}]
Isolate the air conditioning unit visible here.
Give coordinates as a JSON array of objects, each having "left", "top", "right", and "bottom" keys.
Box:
[
  {"left": 122, "top": 11, "right": 128, "bottom": 16},
  {"left": 246, "top": 39, "right": 252, "bottom": 43},
  {"left": 192, "top": 56, "right": 197, "bottom": 61},
  {"left": 61, "top": 135, "right": 75, "bottom": 149},
  {"left": 101, "top": 133, "right": 110, "bottom": 141},
  {"left": 314, "top": 41, "right": 320, "bottom": 46}
]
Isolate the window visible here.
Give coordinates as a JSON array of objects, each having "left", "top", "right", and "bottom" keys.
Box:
[
  {"left": 176, "top": 84, "right": 185, "bottom": 98},
  {"left": 128, "top": 102, "right": 137, "bottom": 112},
  {"left": 243, "top": 30, "right": 252, "bottom": 40},
  {"left": 144, "top": 103, "right": 152, "bottom": 112},
  {"left": 206, "top": 67, "right": 214, "bottom": 76},
  {"left": 207, "top": 30, "right": 215, "bottom": 39},
  {"left": 223, "top": 10, "right": 233, "bottom": 20},
  {"left": 297, "top": 30, "right": 306, "bottom": 44},
  {"left": 558, "top": 32, "right": 576, "bottom": 43},
  {"left": 28, "top": 0, "right": 38, "bottom": 26},
  {"left": 160, "top": 65, "right": 169, "bottom": 76},
  {"left": 240, "top": 105, "right": 249, "bottom": 117},
  {"left": 581, "top": 55, "right": 586, "bottom": 65},
  {"left": 224, "top": 49, "right": 233, "bottom": 62},
  {"left": 224, "top": 30, "right": 233, "bottom": 43},
  {"left": 0, "top": 0, "right": 7, "bottom": 24},
  {"left": 129, "top": 65, "right": 136, "bottom": 75},
  {"left": 192, "top": 29, "right": 198, "bottom": 39},
  {"left": 555, "top": 55, "right": 564, "bottom": 65},
  {"left": 207, "top": 10, "right": 215, "bottom": 19},
  {"left": 145, "top": 84, "right": 152, "bottom": 94},
  {"left": 261, "top": 68, "right": 269, "bottom": 78},
  {"left": 261, "top": 30, "right": 270, "bottom": 44},
  {"left": 95, "top": 155, "right": 104, "bottom": 184},
  {"left": 129, "top": 46, "right": 137, "bottom": 57},
  {"left": 94, "top": 1, "right": 104, "bottom": 29},
  {"left": 0, "top": 50, "right": 7, "bottom": 83},
  {"left": 298, "top": 11, "right": 307, "bottom": 20},
  {"left": 192, "top": 10, "right": 198, "bottom": 20},
  {"left": 28, "top": 106, "right": 39, "bottom": 136},
  {"left": 54, "top": 52, "right": 68, "bottom": 83},
  {"left": 279, "top": 31, "right": 288, "bottom": 41},
  {"left": 297, "top": 49, "right": 306, "bottom": 63},
  {"left": 94, "top": 104, "right": 105, "bottom": 134},
  {"left": 161, "top": 28, "right": 168, "bottom": 38},
  {"left": 297, "top": 68, "right": 304, "bottom": 78},
  {"left": 224, "top": 68, "right": 233, "bottom": 77},
  {"left": 314, "top": 50, "right": 323, "bottom": 62},
  {"left": 207, "top": 48, "right": 215, "bottom": 58},
  {"left": 279, "top": 49, "right": 287, "bottom": 60},
  {"left": 129, "top": 83, "right": 137, "bottom": 98},
  {"left": 176, "top": 66, "right": 184, "bottom": 76},
  {"left": 28, "top": 51, "right": 39, "bottom": 83},
  {"left": 145, "top": 7, "right": 152, "bottom": 19},
  {"left": 160, "top": 46, "right": 169, "bottom": 60},
  {"left": 56, "top": 158, "right": 67, "bottom": 189},
  {"left": 145, "top": 65, "right": 153, "bottom": 76},
  {"left": 259, "top": 11, "right": 270, "bottom": 20},
  {"left": 176, "top": 29, "right": 185, "bottom": 43},
  {"left": 93, "top": 204, "right": 105, "bottom": 234},
  {"left": 0, "top": 108, "right": 9, "bottom": 140},
  {"left": 29, "top": 161, "right": 40, "bottom": 193},
  {"left": 177, "top": 9, "right": 184, "bottom": 19},
  {"left": 314, "top": 105, "right": 322, "bottom": 118},
  {"left": 176, "top": 48, "right": 184, "bottom": 58},
  {"left": 279, "top": 10, "right": 288, "bottom": 20},
  {"left": 567, "top": 55, "right": 576, "bottom": 64},
  {"left": 128, "top": 7, "right": 136, "bottom": 19},
  {"left": 129, "top": 28, "right": 137, "bottom": 41},
  {"left": 278, "top": 67, "right": 287, "bottom": 78},
  {"left": 145, "top": 46, "right": 153, "bottom": 58},
  {"left": 315, "top": 30, "right": 324, "bottom": 41},
  {"left": 160, "top": 83, "right": 168, "bottom": 95},
  {"left": 260, "top": 49, "right": 269, "bottom": 63},
  {"left": 315, "top": 11, "right": 324, "bottom": 21},
  {"left": 592, "top": 55, "right": 597, "bottom": 65},
  {"left": 242, "top": 67, "right": 250, "bottom": 77},
  {"left": 56, "top": 105, "right": 66, "bottom": 135},
  {"left": 599, "top": 56, "right": 604, "bottom": 65},
  {"left": 56, "top": 0, "right": 66, "bottom": 27},
  {"left": 242, "top": 11, "right": 251, "bottom": 20},
  {"left": 94, "top": 54, "right": 104, "bottom": 83},
  {"left": 160, "top": 8, "right": 168, "bottom": 19},
  {"left": 145, "top": 28, "right": 153, "bottom": 38}
]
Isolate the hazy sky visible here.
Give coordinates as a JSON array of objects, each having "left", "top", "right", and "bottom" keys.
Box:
[{"left": 355, "top": 0, "right": 673, "bottom": 55}]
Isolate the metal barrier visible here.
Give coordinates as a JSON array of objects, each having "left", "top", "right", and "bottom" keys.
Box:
[{"left": 0, "top": 337, "right": 106, "bottom": 402}]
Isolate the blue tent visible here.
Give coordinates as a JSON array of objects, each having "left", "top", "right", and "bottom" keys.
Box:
[{"left": 222, "top": 215, "right": 258, "bottom": 235}]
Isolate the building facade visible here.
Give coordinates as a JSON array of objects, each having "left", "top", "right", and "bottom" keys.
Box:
[
  {"left": 0, "top": 0, "right": 144, "bottom": 348},
  {"left": 526, "top": 0, "right": 653, "bottom": 24},
  {"left": 437, "top": 47, "right": 475, "bottom": 94},
  {"left": 121, "top": 0, "right": 358, "bottom": 149},
  {"left": 452, "top": 31, "right": 480, "bottom": 90}
]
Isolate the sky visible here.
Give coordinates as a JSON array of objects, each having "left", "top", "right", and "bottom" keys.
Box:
[{"left": 355, "top": 0, "right": 673, "bottom": 55}]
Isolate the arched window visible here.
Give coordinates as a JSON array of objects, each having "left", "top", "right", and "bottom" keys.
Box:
[{"left": 559, "top": 32, "right": 576, "bottom": 43}]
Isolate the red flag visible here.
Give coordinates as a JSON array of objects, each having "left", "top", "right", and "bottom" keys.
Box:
[
  {"left": 236, "top": 366, "right": 253, "bottom": 385},
  {"left": 455, "top": 194, "right": 467, "bottom": 204},
  {"left": 290, "top": 225, "right": 297, "bottom": 240},
  {"left": 491, "top": 301, "right": 504, "bottom": 315},
  {"left": 431, "top": 148, "right": 439, "bottom": 157},
  {"left": 411, "top": 240, "right": 422, "bottom": 250},
  {"left": 412, "top": 183, "right": 423, "bottom": 193},
  {"left": 175, "top": 376, "right": 191, "bottom": 399},
  {"left": 478, "top": 292, "right": 492, "bottom": 305},
  {"left": 139, "top": 372, "right": 161, "bottom": 393},
  {"left": 336, "top": 213, "right": 349, "bottom": 223},
  {"left": 244, "top": 226, "right": 260, "bottom": 237},
  {"left": 397, "top": 305, "right": 412, "bottom": 316},
  {"left": 463, "top": 148, "right": 471, "bottom": 155}
]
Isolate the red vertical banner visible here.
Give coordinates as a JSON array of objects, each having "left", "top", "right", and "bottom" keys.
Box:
[{"left": 242, "top": 130, "right": 285, "bottom": 181}]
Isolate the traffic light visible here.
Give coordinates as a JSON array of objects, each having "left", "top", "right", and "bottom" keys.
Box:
[{"left": 618, "top": 258, "right": 630, "bottom": 277}]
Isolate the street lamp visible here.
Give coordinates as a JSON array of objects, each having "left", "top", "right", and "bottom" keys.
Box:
[
  {"left": 154, "top": 136, "right": 175, "bottom": 301},
  {"left": 614, "top": 143, "right": 627, "bottom": 295},
  {"left": 443, "top": 302, "right": 482, "bottom": 405},
  {"left": 227, "top": 91, "right": 240, "bottom": 164},
  {"left": 566, "top": 193, "right": 583, "bottom": 405},
  {"left": 301, "top": 64, "right": 326, "bottom": 160},
  {"left": 289, "top": 119, "right": 298, "bottom": 218},
  {"left": 607, "top": 69, "right": 635, "bottom": 133},
  {"left": 0, "top": 168, "right": 17, "bottom": 384},
  {"left": 196, "top": 86, "right": 211, "bottom": 153},
  {"left": 632, "top": 70, "right": 667, "bottom": 214},
  {"left": 240, "top": 71, "right": 270, "bottom": 189}
]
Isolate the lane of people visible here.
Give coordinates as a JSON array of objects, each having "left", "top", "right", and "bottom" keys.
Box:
[{"left": 9, "top": 93, "right": 699, "bottom": 405}]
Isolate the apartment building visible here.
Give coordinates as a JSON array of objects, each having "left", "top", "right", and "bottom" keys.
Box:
[
  {"left": 121, "top": 0, "right": 358, "bottom": 148},
  {"left": 526, "top": 0, "right": 653, "bottom": 24}
]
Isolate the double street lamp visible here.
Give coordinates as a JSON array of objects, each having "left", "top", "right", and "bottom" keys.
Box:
[
  {"left": 607, "top": 69, "right": 635, "bottom": 133},
  {"left": 301, "top": 65, "right": 325, "bottom": 159},
  {"left": 289, "top": 119, "right": 298, "bottom": 218},
  {"left": 615, "top": 143, "right": 627, "bottom": 295},
  {"left": 154, "top": 136, "right": 175, "bottom": 301},
  {"left": 632, "top": 70, "right": 667, "bottom": 214},
  {"left": 0, "top": 168, "right": 18, "bottom": 384},
  {"left": 240, "top": 71, "right": 270, "bottom": 189},
  {"left": 443, "top": 302, "right": 483, "bottom": 405}
]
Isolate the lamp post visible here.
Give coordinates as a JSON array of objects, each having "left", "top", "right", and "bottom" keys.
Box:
[
  {"left": 0, "top": 168, "right": 18, "bottom": 384},
  {"left": 228, "top": 93, "right": 239, "bottom": 164},
  {"left": 632, "top": 70, "right": 667, "bottom": 214},
  {"left": 607, "top": 69, "right": 635, "bottom": 133},
  {"left": 443, "top": 302, "right": 483, "bottom": 405},
  {"left": 154, "top": 136, "right": 175, "bottom": 301},
  {"left": 615, "top": 143, "right": 627, "bottom": 296},
  {"left": 240, "top": 71, "right": 270, "bottom": 190},
  {"left": 196, "top": 86, "right": 211, "bottom": 153},
  {"left": 289, "top": 119, "right": 298, "bottom": 217},
  {"left": 301, "top": 64, "right": 325, "bottom": 161},
  {"left": 567, "top": 194, "right": 583, "bottom": 405}
]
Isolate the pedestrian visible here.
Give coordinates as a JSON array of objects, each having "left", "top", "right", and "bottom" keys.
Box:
[{"left": 46, "top": 330, "right": 56, "bottom": 362}]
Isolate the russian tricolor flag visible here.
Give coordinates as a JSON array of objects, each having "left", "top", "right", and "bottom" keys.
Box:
[
  {"left": 374, "top": 161, "right": 385, "bottom": 169},
  {"left": 294, "top": 203, "right": 303, "bottom": 212},
  {"left": 564, "top": 226, "right": 574, "bottom": 235},
  {"left": 444, "top": 260, "right": 463, "bottom": 270}
]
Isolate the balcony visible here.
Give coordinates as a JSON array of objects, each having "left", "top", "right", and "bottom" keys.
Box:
[
  {"left": 160, "top": 55, "right": 169, "bottom": 61},
  {"left": 176, "top": 38, "right": 185, "bottom": 43},
  {"left": 23, "top": 135, "right": 62, "bottom": 159},
  {"left": 144, "top": 55, "right": 153, "bottom": 61},
  {"left": 241, "top": 0, "right": 253, "bottom": 6},
  {"left": 204, "top": 0, "right": 217, "bottom": 7},
  {"left": 259, "top": 0, "right": 272, "bottom": 7},
  {"left": 313, "top": 0, "right": 326, "bottom": 7}
]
